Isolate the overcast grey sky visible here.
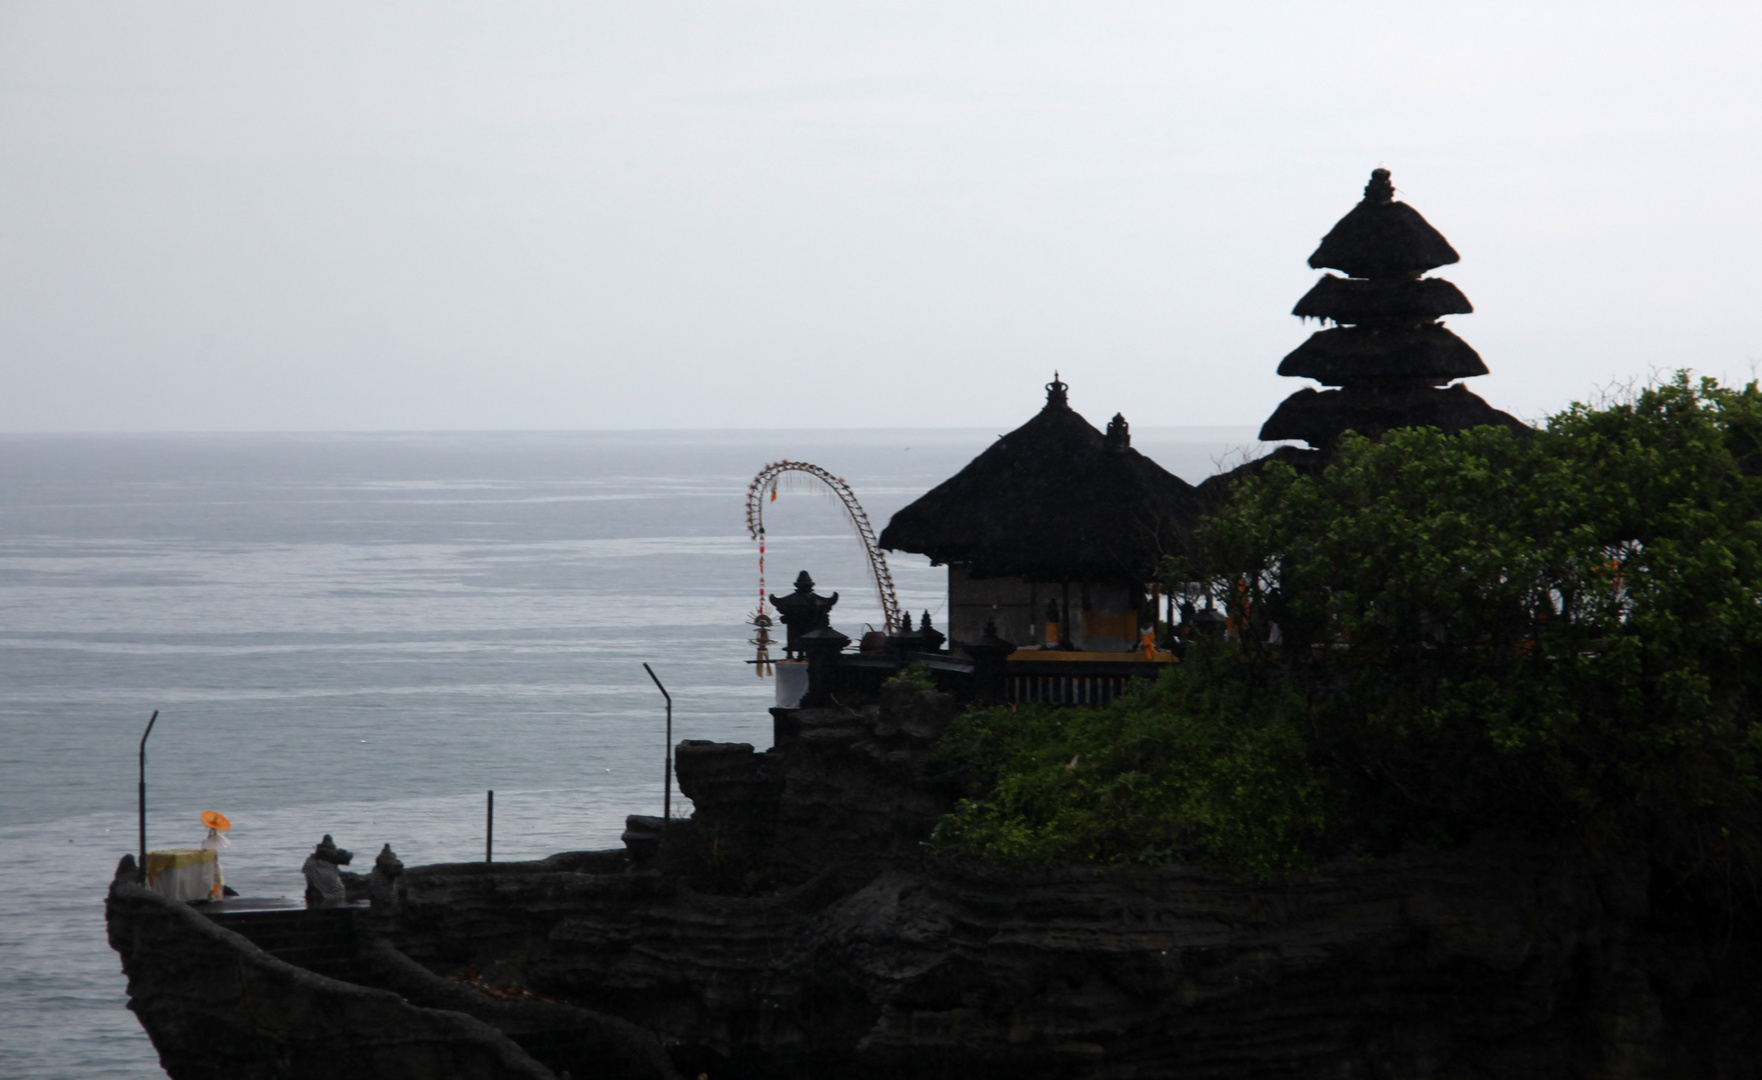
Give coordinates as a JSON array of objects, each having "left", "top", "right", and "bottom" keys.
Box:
[{"left": 0, "top": 2, "right": 1757, "bottom": 432}]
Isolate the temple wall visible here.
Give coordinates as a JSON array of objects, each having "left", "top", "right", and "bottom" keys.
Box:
[
  {"left": 948, "top": 567, "right": 1143, "bottom": 651},
  {"left": 947, "top": 565, "right": 1040, "bottom": 647},
  {"left": 1079, "top": 582, "right": 1140, "bottom": 652}
]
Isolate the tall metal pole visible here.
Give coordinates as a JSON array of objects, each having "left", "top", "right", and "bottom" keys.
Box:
[
  {"left": 486, "top": 790, "right": 494, "bottom": 863},
  {"left": 137, "top": 711, "right": 158, "bottom": 884},
  {"left": 642, "top": 664, "right": 672, "bottom": 823}
]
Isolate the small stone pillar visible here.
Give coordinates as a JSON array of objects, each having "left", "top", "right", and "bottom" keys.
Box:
[
  {"left": 918, "top": 611, "right": 946, "bottom": 654},
  {"left": 886, "top": 620, "right": 924, "bottom": 661},
  {"left": 770, "top": 571, "right": 840, "bottom": 658},
  {"left": 368, "top": 844, "right": 404, "bottom": 914},
  {"left": 963, "top": 619, "right": 1017, "bottom": 702},
  {"left": 799, "top": 625, "right": 852, "bottom": 708}
]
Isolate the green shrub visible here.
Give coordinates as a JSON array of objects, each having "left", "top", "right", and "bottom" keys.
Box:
[
  {"left": 894, "top": 661, "right": 938, "bottom": 692},
  {"left": 933, "top": 643, "right": 1329, "bottom": 875}
]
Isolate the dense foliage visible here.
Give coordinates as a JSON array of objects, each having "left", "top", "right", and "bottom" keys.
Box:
[{"left": 934, "top": 375, "right": 1762, "bottom": 885}]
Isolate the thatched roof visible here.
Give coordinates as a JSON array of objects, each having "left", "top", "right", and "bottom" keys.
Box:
[
  {"left": 1309, "top": 169, "right": 1459, "bottom": 279},
  {"left": 1278, "top": 324, "right": 1486, "bottom": 386},
  {"left": 1259, "top": 383, "right": 1529, "bottom": 445},
  {"left": 879, "top": 377, "right": 1199, "bottom": 582},
  {"left": 1292, "top": 274, "right": 1472, "bottom": 324},
  {"left": 1194, "top": 444, "right": 1326, "bottom": 510},
  {"left": 1236, "top": 168, "right": 1519, "bottom": 455}
]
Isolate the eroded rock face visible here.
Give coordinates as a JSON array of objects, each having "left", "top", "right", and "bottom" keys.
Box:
[
  {"left": 665, "top": 682, "right": 959, "bottom": 892},
  {"left": 105, "top": 857, "right": 558, "bottom": 1080},
  {"left": 374, "top": 684, "right": 1762, "bottom": 1079},
  {"left": 380, "top": 837, "right": 1760, "bottom": 1078},
  {"left": 107, "top": 851, "right": 680, "bottom": 1080}
]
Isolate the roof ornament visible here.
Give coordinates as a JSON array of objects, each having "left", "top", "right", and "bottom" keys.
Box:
[
  {"left": 1045, "top": 372, "right": 1069, "bottom": 408},
  {"left": 1363, "top": 167, "right": 1394, "bottom": 203},
  {"left": 1104, "top": 412, "right": 1131, "bottom": 451}
]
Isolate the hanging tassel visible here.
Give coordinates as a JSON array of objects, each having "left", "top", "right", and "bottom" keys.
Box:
[
  {"left": 747, "top": 616, "right": 775, "bottom": 673},
  {"left": 749, "top": 611, "right": 775, "bottom": 677}
]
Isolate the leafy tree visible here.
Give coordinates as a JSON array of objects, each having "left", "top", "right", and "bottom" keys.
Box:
[{"left": 935, "top": 375, "right": 1762, "bottom": 889}]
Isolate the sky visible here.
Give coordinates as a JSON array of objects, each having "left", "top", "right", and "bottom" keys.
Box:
[{"left": 0, "top": 2, "right": 1757, "bottom": 432}]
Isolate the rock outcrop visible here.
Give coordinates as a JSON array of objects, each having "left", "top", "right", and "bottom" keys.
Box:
[
  {"left": 106, "top": 855, "right": 560, "bottom": 1079},
  {"left": 107, "top": 852, "right": 680, "bottom": 1080},
  {"left": 661, "top": 682, "right": 960, "bottom": 891}
]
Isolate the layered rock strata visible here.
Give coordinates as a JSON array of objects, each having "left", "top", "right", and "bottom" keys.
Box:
[{"left": 376, "top": 685, "right": 1760, "bottom": 1079}]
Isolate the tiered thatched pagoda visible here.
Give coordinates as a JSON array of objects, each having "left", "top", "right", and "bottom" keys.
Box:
[
  {"left": 879, "top": 376, "right": 1198, "bottom": 650},
  {"left": 1258, "top": 169, "right": 1525, "bottom": 448}
]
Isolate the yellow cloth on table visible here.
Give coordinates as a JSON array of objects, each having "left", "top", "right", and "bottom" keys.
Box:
[{"left": 145, "top": 848, "right": 218, "bottom": 902}]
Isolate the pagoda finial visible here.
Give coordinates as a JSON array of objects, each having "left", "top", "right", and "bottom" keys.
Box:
[
  {"left": 1105, "top": 412, "right": 1130, "bottom": 450},
  {"left": 1364, "top": 168, "right": 1394, "bottom": 203},
  {"left": 1045, "top": 372, "right": 1069, "bottom": 408}
]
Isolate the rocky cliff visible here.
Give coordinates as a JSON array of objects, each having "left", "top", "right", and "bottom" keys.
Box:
[
  {"left": 377, "top": 684, "right": 1762, "bottom": 1078},
  {"left": 110, "top": 682, "right": 1762, "bottom": 1078}
]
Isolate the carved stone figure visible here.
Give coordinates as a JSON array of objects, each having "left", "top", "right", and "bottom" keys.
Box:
[
  {"left": 301, "top": 834, "right": 353, "bottom": 909},
  {"left": 368, "top": 843, "right": 404, "bottom": 912}
]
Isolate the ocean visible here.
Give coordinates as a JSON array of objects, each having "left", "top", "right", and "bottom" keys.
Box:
[{"left": 0, "top": 426, "right": 1256, "bottom": 1077}]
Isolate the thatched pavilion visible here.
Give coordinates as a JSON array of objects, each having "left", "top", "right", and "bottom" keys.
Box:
[
  {"left": 1257, "top": 168, "right": 1526, "bottom": 448},
  {"left": 879, "top": 376, "right": 1198, "bottom": 650}
]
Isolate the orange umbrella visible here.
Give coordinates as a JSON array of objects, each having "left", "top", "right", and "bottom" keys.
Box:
[{"left": 201, "top": 810, "right": 231, "bottom": 831}]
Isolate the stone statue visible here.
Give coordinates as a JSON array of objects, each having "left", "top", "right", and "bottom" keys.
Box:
[
  {"left": 369, "top": 843, "right": 404, "bottom": 912},
  {"left": 301, "top": 834, "right": 353, "bottom": 909}
]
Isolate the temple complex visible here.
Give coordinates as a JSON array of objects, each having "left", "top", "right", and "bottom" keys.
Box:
[
  {"left": 879, "top": 375, "right": 1199, "bottom": 651},
  {"left": 1257, "top": 168, "right": 1526, "bottom": 453},
  {"left": 106, "top": 167, "right": 1762, "bottom": 1080},
  {"left": 786, "top": 170, "right": 1530, "bottom": 696}
]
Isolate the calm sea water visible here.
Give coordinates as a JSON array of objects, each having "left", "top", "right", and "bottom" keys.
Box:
[{"left": 0, "top": 427, "right": 1255, "bottom": 1078}]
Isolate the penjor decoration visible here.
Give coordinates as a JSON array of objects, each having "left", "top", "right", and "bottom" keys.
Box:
[{"left": 742, "top": 460, "right": 904, "bottom": 655}]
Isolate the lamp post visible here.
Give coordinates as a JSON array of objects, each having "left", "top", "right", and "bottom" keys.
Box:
[
  {"left": 642, "top": 664, "right": 672, "bottom": 823},
  {"left": 137, "top": 711, "right": 158, "bottom": 884}
]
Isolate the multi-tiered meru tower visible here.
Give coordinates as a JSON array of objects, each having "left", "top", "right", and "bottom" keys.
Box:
[{"left": 1257, "top": 168, "right": 1526, "bottom": 449}]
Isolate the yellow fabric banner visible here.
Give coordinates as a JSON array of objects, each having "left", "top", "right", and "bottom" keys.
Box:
[
  {"left": 145, "top": 848, "right": 220, "bottom": 901},
  {"left": 144, "top": 848, "right": 215, "bottom": 883}
]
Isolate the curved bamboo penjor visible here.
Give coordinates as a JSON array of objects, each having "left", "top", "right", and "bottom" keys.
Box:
[{"left": 745, "top": 460, "right": 904, "bottom": 636}]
